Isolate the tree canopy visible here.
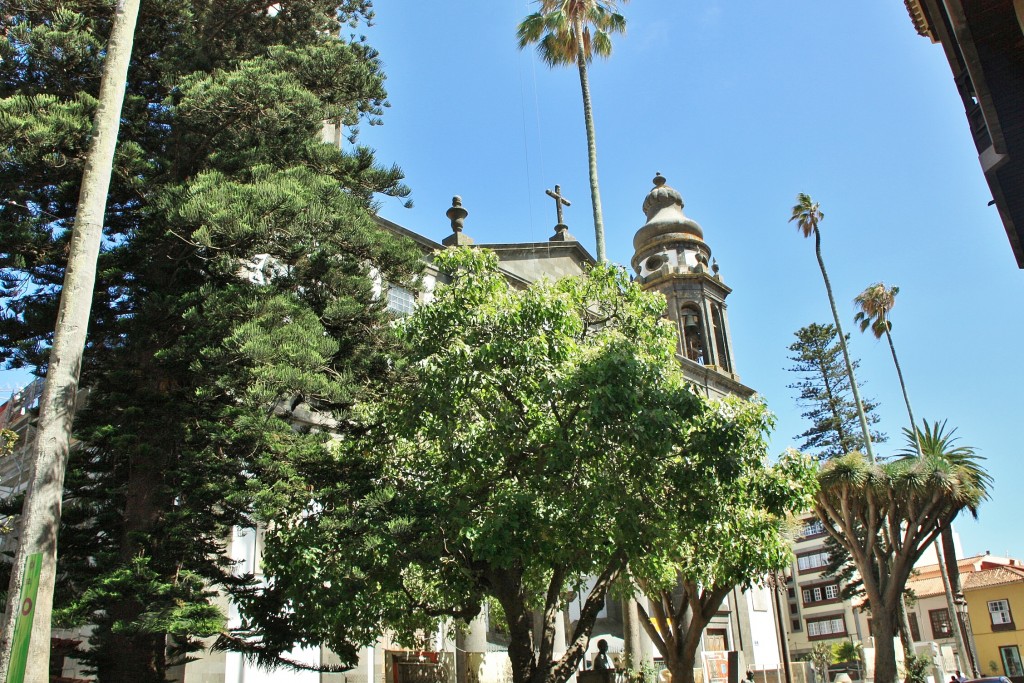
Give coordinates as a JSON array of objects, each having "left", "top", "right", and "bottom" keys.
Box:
[
  {"left": 1, "top": 1, "right": 421, "bottom": 679},
  {"left": 239, "top": 247, "right": 792, "bottom": 683},
  {"left": 630, "top": 445, "right": 816, "bottom": 683},
  {"left": 814, "top": 451, "right": 989, "bottom": 683}
]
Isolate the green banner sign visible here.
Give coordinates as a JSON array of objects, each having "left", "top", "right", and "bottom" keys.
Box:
[{"left": 6, "top": 553, "right": 42, "bottom": 683}]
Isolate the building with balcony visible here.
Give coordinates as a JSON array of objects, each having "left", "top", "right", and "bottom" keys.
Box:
[{"left": 903, "top": 0, "right": 1024, "bottom": 267}]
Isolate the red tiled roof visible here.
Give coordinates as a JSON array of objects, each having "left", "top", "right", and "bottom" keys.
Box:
[{"left": 963, "top": 567, "right": 1024, "bottom": 591}]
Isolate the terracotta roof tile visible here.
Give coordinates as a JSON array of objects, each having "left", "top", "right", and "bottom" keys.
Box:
[
  {"left": 907, "top": 575, "right": 947, "bottom": 599},
  {"left": 963, "top": 567, "right": 1024, "bottom": 591}
]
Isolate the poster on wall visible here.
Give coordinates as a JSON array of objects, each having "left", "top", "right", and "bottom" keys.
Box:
[{"left": 702, "top": 652, "right": 730, "bottom": 683}]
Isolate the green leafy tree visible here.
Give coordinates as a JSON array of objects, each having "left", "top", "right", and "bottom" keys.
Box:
[
  {"left": 814, "top": 452, "right": 989, "bottom": 683},
  {"left": 790, "top": 195, "right": 875, "bottom": 461},
  {"left": 902, "top": 653, "right": 932, "bottom": 683},
  {"left": 0, "top": 430, "right": 15, "bottom": 459},
  {"left": 238, "top": 247, "right": 781, "bottom": 683},
  {"left": 810, "top": 641, "right": 835, "bottom": 683},
  {"left": 0, "top": 2, "right": 421, "bottom": 680},
  {"left": 631, "top": 447, "right": 817, "bottom": 683},
  {"left": 833, "top": 640, "right": 863, "bottom": 666},
  {"left": 787, "top": 323, "right": 885, "bottom": 459},
  {"left": 517, "top": 0, "right": 627, "bottom": 262}
]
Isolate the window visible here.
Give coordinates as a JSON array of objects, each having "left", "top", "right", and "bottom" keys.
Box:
[
  {"left": 806, "top": 615, "right": 846, "bottom": 640},
  {"left": 989, "top": 599, "right": 1014, "bottom": 630},
  {"left": 791, "top": 619, "right": 802, "bottom": 632},
  {"left": 797, "top": 551, "right": 830, "bottom": 573},
  {"left": 387, "top": 285, "right": 416, "bottom": 316},
  {"left": 909, "top": 612, "right": 921, "bottom": 642},
  {"left": 801, "top": 519, "right": 825, "bottom": 539},
  {"left": 929, "top": 609, "right": 953, "bottom": 638},
  {"left": 1000, "top": 646, "right": 1023, "bottom": 677},
  {"left": 801, "top": 582, "right": 841, "bottom": 606}
]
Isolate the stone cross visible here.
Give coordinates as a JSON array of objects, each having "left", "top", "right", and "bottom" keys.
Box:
[{"left": 545, "top": 184, "right": 571, "bottom": 226}]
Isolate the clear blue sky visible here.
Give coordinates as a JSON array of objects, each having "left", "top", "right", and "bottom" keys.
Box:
[
  {"left": 3, "top": 2, "right": 1021, "bottom": 559},
  {"left": 356, "top": 1, "right": 1024, "bottom": 560}
]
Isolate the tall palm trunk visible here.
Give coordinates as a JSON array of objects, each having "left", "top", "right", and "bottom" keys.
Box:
[
  {"left": 884, "top": 329, "right": 923, "bottom": 458},
  {"left": 574, "top": 17, "right": 606, "bottom": 262},
  {"left": 0, "top": 1, "right": 141, "bottom": 680},
  {"left": 881, "top": 325, "right": 973, "bottom": 668},
  {"left": 813, "top": 229, "right": 875, "bottom": 462},
  {"left": 885, "top": 329, "right": 974, "bottom": 672}
]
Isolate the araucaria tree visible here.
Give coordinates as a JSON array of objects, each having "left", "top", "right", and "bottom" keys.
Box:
[
  {"left": 517, "top": 0, "right": 627, "bottom": 262},
  {"left": 787, "top": 323, "right": 885, "bottom": 459},
  {"left": 814, "top": 452, "right": 989, "bottom": 683},
  {"left": 239, "top": 248, "right": 785, "bottom": 683},
  {"left": 630, "top": 446, "right": 817, "bottom": 683},
  {"left": 0, "top": 2, "right": 421, "bottom": 680}
]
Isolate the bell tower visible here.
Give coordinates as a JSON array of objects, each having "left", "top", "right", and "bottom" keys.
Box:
[{"left": 630, "top": 174, "right": 753, "bottom": 400}]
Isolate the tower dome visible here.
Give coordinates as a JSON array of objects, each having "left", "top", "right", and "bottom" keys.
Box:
[{"left": 631, "top": 174, "right": 710, "bottom": 278}]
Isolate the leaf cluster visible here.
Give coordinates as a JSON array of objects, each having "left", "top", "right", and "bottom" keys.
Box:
[{"left": 517, "top": 0, "right": 627, "bottom": 67}]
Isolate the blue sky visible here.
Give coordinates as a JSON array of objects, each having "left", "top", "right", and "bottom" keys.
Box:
[
  {"left": 354, "top": 1, "right": 1024, "bottom": 559},
  {"left": 3, "top": 1, "right": 1021, "bottom": 559}
]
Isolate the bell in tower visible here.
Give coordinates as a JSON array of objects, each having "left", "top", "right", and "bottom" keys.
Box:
[{"left": 630, "top": 173, "right": 753, "bottom": 400}]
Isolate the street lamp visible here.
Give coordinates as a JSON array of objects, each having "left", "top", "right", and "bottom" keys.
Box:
[{"left": 954, "top": 593, "right": 980, "bottom": 677}]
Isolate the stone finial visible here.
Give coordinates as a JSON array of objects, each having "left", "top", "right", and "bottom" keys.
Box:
[
  {"left": 443, "top": 195, "right": 474, "bottom": 246},
  {"left": 447, "top": 196, "right": 468, "bottom": 231},
  {"left": 549, "top": 222, "right": 577, "bottom": 243},
  {"left": 712, "top": 258, "right": 720, "bottom": 276}
]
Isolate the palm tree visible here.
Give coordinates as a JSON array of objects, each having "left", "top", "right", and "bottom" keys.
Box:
[
  {"left": 790, "top": 194, "right": 875, "bottom": 461},
  {"left": 518, "top": 0, "right": 627, "bottom": 263},
  {"left": 898, "top": 419, "right": 991, "bottom": 676},
  {"left": 854, "top": 283, "right": 923, "bottom": 457},
  {"left": 898, "top": 419, "right": 991, "bottom": 489}
]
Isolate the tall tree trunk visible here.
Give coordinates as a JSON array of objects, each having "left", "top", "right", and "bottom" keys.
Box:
[
  {"left": 574, "top": 20, "right": 606, "bottom": 263},
  {"left": 871, "top": 609, "right": 899, "bottom": 683},
  {"left": 935, "top": 537, "right": 973, "bottom": 676},
  {"left": 772, "top": 577, "right": 793, "bottom": 683},
  {"left": 884, "top": 330, "right": 922, "bottom": 458},
  {"left": 813, "top": 229, "right": 875, "bottom": 462},
  {"left": 96, "top": 440, "right": 171, "bottom": 682},
  {"left": 884, "top": 328, "right": 970, "bottom": 675},
  {"left": 0, "top": 1, "right": 141, "bottom": 680},
  {"left": 493, "top": 574, "right": 538, "bottom": 683},
  {"left": 667, "top": 617, "right": 704, "bottom": 683}
]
